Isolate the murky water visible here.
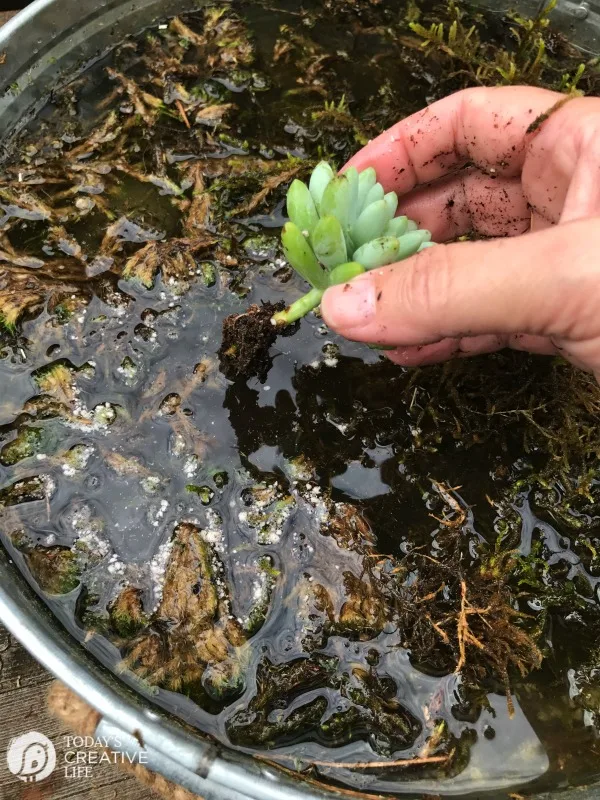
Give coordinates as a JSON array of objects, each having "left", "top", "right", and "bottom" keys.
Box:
[{"left": 1, "top": 1, "right": 600, "bottom": 796}]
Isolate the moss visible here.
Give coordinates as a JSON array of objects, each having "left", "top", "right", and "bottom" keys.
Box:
[
  {"left": 109, "top": 586, "right": 148, "bottom": 637},
  {"left": 123, "top": 238, "right": 216, "bottom": 289},
  {"left": 0, "top": 476, "right": 50, "bottom": 507},
  {"left": 186, "top": 484, "right": 215, "bottom": 505},
  {"left": 202, "top": 644, "right": 251, "bottom": 701},
  {"left": 25, "top": 546, "right": 82, "bottom": 595},
  {"left": 211, "top": 469, "right": 229, "bottom": 488},
  {"left": 119, "top": 523, "right": 248, "bottom": 708},
  {"left": 337, "top": 572, "right": 389, "bottom": 639},
  {"left": 320, "top": 668, "right": 420, "bottom": 755},
  {"left": 226, "top": 656, "right": 425, "bottom": 756},
  {"left": 0, "top": 284, "right": 44, "bottom": 331},
  {"left": 118, "top": 356, "right": 139, "bottom": 385},
  {"left": 242, "top": 234, "right": 279, "bottom": 263},
  {"left": 52, "top": 294, "right": 88, "bottom": 324},
  {"left": 310, "top": 97, "right": 370, "bottom": 147},
  {"left": 62, "top": 444, "right": 94, "bottom": 473},
  {"left": 199, "top": 262, "right": 217, "bottom": 287},
  {"left": 32, "top": 361, "right": 91, "bottom": 406},
  {"left": 405, "top": 0, "right": 599, "bottom": 95},
  {"left": 243, "top": 555, "right": 279, "bottom": 637},
  {"left": 0, "top": 427, "right": 45, "bottom": 466}
]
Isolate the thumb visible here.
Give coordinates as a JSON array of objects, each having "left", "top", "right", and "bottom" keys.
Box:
[{"left": 321, "top": 219, "right": 600, "bottom": 355}]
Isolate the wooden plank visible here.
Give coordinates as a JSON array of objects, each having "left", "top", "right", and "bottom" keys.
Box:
[{"left": 0, "top": 628, "right": 156, "bottom": 799}]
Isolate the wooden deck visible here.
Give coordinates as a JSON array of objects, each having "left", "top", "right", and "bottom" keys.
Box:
[
  {"left": 0, "top": 624, "right": 156, "bottom": 799},
  {"left": 0, "top": 11, "right": 154, "bottom": 798}
]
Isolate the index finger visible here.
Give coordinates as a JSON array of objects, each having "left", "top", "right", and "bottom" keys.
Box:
[{"left": 345, "top": 85, "right": 562, "bottom": 195}]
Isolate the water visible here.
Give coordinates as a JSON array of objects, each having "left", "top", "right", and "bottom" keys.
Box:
[{"left": 0, "top": 0, "right": 599, "bottom": 796}]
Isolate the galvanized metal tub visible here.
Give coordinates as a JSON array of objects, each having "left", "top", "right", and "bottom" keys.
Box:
[{"left": 0, "top": 1, "right": 599, "bottom": 797}]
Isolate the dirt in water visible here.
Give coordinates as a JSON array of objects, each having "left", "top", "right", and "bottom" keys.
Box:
[{"left": 1, "top": 0, "right": 600, "bottom": 797}]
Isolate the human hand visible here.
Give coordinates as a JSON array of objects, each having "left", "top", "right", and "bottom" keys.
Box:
[{"left": 320, "top": 86, "right": 600, "bottom": 380}]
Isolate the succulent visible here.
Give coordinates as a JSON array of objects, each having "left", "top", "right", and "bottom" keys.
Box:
[{"left": 272, "top": 162, "right": 434, "bottom": 326}]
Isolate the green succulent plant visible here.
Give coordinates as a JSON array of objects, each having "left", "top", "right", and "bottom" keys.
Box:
[{"left": 271, "top": 162, "right": 434, "bottom": 326}]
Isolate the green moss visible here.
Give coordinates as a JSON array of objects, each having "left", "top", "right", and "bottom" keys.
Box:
[
  {"left": 195, "top": 262, "right": 214, "bottom": 287},
  {"left": 62, "top": 444, "right": 94, "bottom": 473},
  {"left": 0, "top": 476, "right": 50, "bottom": 507},
  {"left": 118, "top": 356, "right": 139, "bottom": 385},
  {"left": 187, "top": 484, "right": 215, "bottom": 504},
  {"left": 202, "top": 645, "right": 250, "bottom": 701},
  {"left": 0, "top": 427, "right": 45, "bottom": 466},
  {"left": 211, "top": 469, "right": 229, "bottom": 488},
  {"left": 405, "top": 0, "right": 598, "bottom": 94},
  {"left": 0, "top": 315, "right": 17, "bottom": 334},
  {"left": 243, "top": 555, "right": 279, "bottom": 637},
  {"left": 109, "top": 586, "right": 148, "bottom": 637},
  {"left": 25, "top": 546, "right": 82, "bottom": 595}
]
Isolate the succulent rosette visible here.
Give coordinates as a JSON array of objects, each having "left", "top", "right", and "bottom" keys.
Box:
[{"left": 272, "top": 161, "right": 434, "bottom": 326}]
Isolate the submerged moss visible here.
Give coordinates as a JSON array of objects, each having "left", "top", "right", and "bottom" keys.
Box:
[
  {"left": 109, "top": 586, "right": 148, "bottom": 637},
  {"left": 243, "top": 555, "right": 280, "bottom": 636},
  {"left": 24, "top": 546, "right": 82, "bottom": 595},
  {"left": 0, "top": 476, "right": 52, "bottom": 507},
  {"left": 0, "top": 426, "right": 45, "bottom": 466},
  {"left": 118, "top": 523, "right": 251, "bottom": 705},
  {"left": 186, "top": 484, "right": 215, "bottom": 504}
]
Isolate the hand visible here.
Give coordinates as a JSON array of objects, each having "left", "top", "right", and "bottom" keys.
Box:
[{"left": 320, "top": 86, "right": 600, "bottom": 380}]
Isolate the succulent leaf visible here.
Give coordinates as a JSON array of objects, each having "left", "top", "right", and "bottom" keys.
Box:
[
  {"left": 385, "top": 215, "right": 409, "bottom": 237},
  {"left": 351, "top": 199, "right": 390, "bottom": 248},
  {"left": 396, "top": 230, "right": 432, "bottom": 260},
  {"left": 287, "top": 179, "right": 319, "bottom": 236},
  {"left": 364, "top": 182, "right": 385, "bottom": 208},
  {"left": 281, "top": 222, "right": 327, "bottom": 289},
  {"left": 344, "top": 167, "right": 360, "bottom": 225},
  {"left": 353, "top": 236, "right": 401, "bottom": 270},
  {"left": 328, "top": 261, "right": 365, "bottom": 285},
  {"left": 309, "top": 161, "right": 334, "bottom": 212},
  {"left": 383, "top": 192, "right": 399, "bottom": 222},
  {"left": 312, "top": 215, "right": 348, "bottom": 270},
  {"left": 320, "top": 174, "right": 353, "bottom": 230},
  {"left": 356, "top": 167, "right": 377, "bottom": 213}
]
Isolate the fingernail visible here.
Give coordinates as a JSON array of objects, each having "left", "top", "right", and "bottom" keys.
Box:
[{"left": 321, "top": 273, "right": 377, "bottom": 331}]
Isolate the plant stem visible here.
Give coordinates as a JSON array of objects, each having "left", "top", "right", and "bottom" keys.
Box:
[{"left": 271, "top": 287, "right": 324, "bottom": 326}]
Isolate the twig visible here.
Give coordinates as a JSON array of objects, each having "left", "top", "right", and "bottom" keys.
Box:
[
  {"left": 430, "top": 480, "right": 467, "bottom": 528},
  {"left": 426, "top": 614, "right": 450, "bottom": 644},
  {"left": 176, "top": 99, "right": 191, "bottom": 129},
  {"left": 263, "top": 752, "right": 450, "bottom": 770},
  {"left": 455, "top": 579, "right": 485, "bottom": 673},
  {"left": 415, "top": 585, "right": 445, "bottom": 605}
]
